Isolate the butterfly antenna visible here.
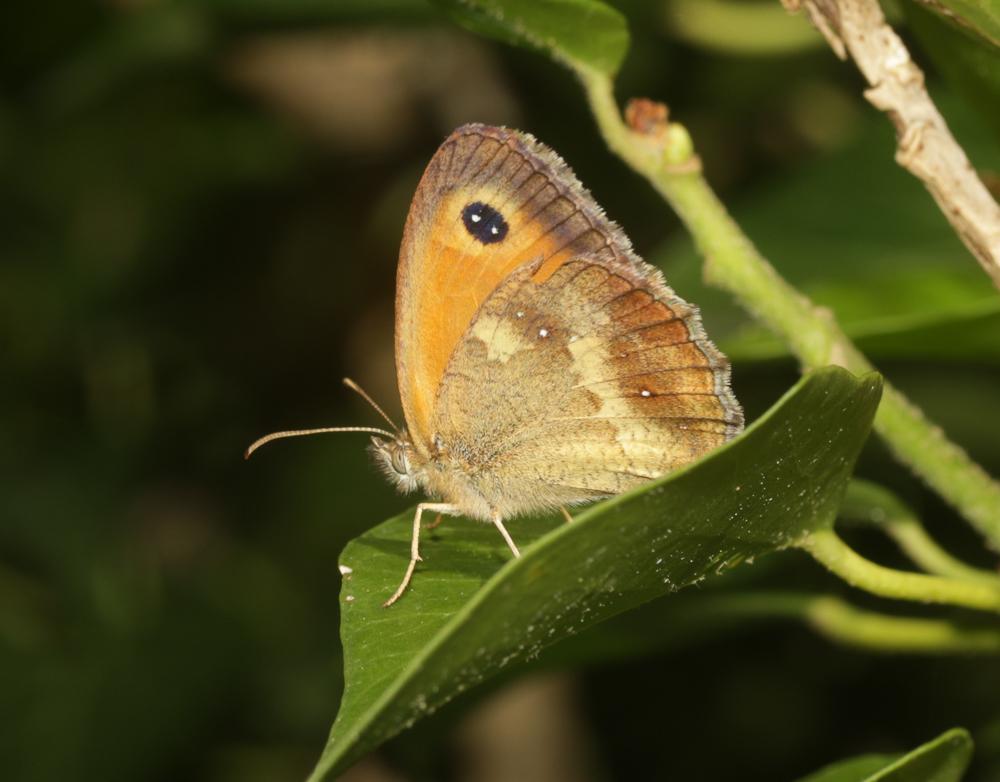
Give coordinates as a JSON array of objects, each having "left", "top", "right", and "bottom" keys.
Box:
[
  {"left": 342, "top": 377, "right": 401, "bottom": 434},
  {"left": 245, "top": 426, "right": 396, "bottom": 460}
]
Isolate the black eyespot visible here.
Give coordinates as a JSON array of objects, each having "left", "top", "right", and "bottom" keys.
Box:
[{"left": 462, "top": 201, "right": 508, "bottom": 244}]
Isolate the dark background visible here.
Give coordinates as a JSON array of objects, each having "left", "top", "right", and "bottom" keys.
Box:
[{"left": 3, "top": 1, "right": 1000, "bottom": 780}]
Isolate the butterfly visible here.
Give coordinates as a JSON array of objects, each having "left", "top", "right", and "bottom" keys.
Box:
[{"left": 247, "top": 124, "right": 743, "bottom": 606}]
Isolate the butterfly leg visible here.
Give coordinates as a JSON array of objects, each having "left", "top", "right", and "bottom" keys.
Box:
[
  {"left": 384, "top": 502, "right": 459, "bottom": 608},
  {"left": 491, "top": 513, "right": 521, "bottom": 559},
  {"left": 423, "top": 513, "right": 444, "bottom": 530},
  {"left": 559, "top": 506, "right": 574, "bottom": 524}
]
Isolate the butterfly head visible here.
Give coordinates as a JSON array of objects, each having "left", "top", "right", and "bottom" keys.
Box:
[{"left": 369, "top": 434, "right": 424, "bottom": 494}]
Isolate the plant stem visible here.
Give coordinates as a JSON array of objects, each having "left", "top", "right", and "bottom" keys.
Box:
[
  {"left": 803, "top": 595, "right": 1000, "bottom": 653},
  {"left": 801, "top": 528, "right": 1000, "bottom": 612},
  {"left": 842, "top": 480, "right": 1000, "bottom": 585},
  {"left": 654, "top": 590, "right": 1000, "bottom": 653},
  {"left": 560, "top": 590, "right": 1000, "bottom": 659},
  {"left": 701, "top": 591, "right": 1000, "bottom": 653},
  {"left": 887, "top": 521, "right": 999, "bottom": 584},
  {"left": 577, "top": 68, "right": 1000, "bottom": 551},
  {"left": 787, "top": 0, "right": 1000, "bottom": 288},
  {"left": 690, "top": 591, "right": 1000, "bottom": 652}
]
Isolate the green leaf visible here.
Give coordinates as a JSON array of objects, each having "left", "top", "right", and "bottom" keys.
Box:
[
  {"left": 905, "top": 0, "right": 1000, "bottom": 138},
  {"left": 430, "top": 0, "right": 629, "bottom": 77},
  {"left": 796, "top": 754, "right": 904, "bottom": 782},
  {"left": 308, "top": 367, "right": 882, "bottom": 779},
  {"left": 795, "top": 728, "right": 973, "bottom": 782},
  {"left": 912, "top": 0, "right": 1000, "bottom": 48}
]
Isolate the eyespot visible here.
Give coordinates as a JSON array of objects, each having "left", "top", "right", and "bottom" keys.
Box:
[{"left": 462, "top": 202, "right": 508, "bottom": 244}]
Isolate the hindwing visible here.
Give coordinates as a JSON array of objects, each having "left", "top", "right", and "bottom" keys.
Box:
[{"left": 430, "top": 256, "right": 743, "bottom": 517}]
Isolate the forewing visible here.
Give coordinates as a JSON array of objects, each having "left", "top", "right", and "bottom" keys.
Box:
[
  {"left": 432, "top": 257, "right": 743, "bottom": 517},
  {"left": 396, "top": 124, "right": 637, "bottom": 456}
]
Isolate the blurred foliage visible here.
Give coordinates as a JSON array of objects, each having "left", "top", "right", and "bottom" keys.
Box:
[
  {"left": 909, "top": 0, "right": 1000, "bottom": 48},
  {"left": 904, "top": 0, "right": 1000, "bottom": 139},
  {"left": 2, "top": 1, "right": 999, "bottom": 781},
  {"left": 431, "top": 0, "right": 629, "bottom": 76},
  {"left": 795, "top": 728, "right": 971, "bottom": 782},
  {"left": 665, "top": 0, "right": 827, "bottom": 55}
]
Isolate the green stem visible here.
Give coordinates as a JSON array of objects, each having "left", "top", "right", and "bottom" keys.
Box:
[
  {"left": 842, "top": 480, "right": 1000, "bottom": 585},
  {"left": 578, "top": 68, "right": 1000, "bottom": 551},
  {"left": 658, "top": 590, "right": 1000, "bottom": 653},
  {"left": 685, "top": 591, "right": 1000, "bottom": 652},
  {"left": 559, "top": 590, "right": 1000, "bottom": 659},
  {"left": 803, "top": 595, "right": 1000, "bottom": 653},
  {"left": 887, "top": 522, "right": 999, "bottom": 585},
  {"left": 801, "top": 529, "right": 1000, "bottom": 613}
]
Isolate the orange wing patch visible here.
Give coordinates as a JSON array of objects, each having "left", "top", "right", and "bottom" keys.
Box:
[{"left": 395, "top": 126, "right": 629, "bottom": 455}]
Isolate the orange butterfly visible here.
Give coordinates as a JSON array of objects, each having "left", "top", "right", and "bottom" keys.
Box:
[{"left": 248, "top": 125, "right": 743, "bottom": 606}]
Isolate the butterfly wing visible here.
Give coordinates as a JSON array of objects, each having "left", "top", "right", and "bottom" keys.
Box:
[
  {"left": 430, "top": 255, "right": 743, "bottom": 519},
  {"left": 396, "top": 124, "right": 637, "bottom": 457}
]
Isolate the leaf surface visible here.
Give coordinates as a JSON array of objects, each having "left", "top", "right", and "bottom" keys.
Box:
[
  {"left": 309, "top": 367, "right": 882, "bottom": 779},
  {"left": 915, "top": 0, "right": 1000, "bottom": 48},
  {"left": 905, "top": 0, "right": 1000, "bottom": 138},
  {"left": 431, "top": 0, "right": 629, "bottom": 76},
  {"left": 795, "top": 728, "right": 973, "bottom": 782}
]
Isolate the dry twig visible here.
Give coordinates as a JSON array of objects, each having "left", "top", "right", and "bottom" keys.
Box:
[{"left": 783, "top": 0, "right": 1000, "bottom": 289}]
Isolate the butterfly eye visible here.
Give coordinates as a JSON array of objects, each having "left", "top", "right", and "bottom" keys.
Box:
[
  {"left": 461, "top": 201, "right": 508, "bottom": 244},
  {"left": 390, "top": 447, "right": 410, "bottom": 476}
]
